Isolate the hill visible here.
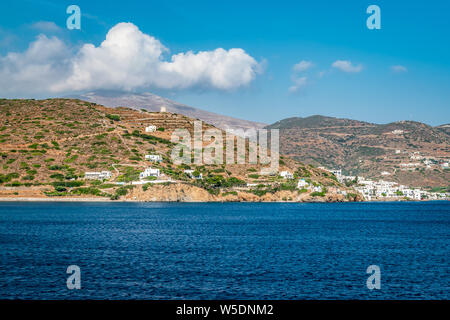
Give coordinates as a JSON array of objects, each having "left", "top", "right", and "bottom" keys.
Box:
[
  {"left": 266, "top": 115, "right": 450, "bottom": 189},
  {"left": 73, "top": 91, "right": 266, "bottom": 132},
  {"left": 0, "top": 99, "right": 357, "bottom": 202}
]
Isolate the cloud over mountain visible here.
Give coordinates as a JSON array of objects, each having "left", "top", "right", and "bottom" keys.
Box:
[{"left": 0, "top": 22, "right": 261, "bottom": 96}]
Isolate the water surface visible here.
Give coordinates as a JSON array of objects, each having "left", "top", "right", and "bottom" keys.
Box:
[{"left": 0, "top": 201, "right": 448, "bottom": 299}]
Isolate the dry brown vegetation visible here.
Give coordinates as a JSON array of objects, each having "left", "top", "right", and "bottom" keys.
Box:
[{"left": 0, "top": 99, "right": 357, "bottom": 201}]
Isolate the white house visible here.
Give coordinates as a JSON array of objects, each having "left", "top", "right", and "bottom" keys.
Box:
[
  {"left": 312, "top": 186, "right": 323, "bottom": 193},
  {"left": 145, "top": 125, "right": 157, "bottom": 133},
  {"left": 280, "top": 171, "right": 294, "bottom": 179},
  {"left": 330, "top": 169, "right": 342, "bottom": 179},
  {"left": 140, "top": 167, "right": 160, "bottom": 179},
  {"left": 184, "top": 169, "right": 202, "bottom": 179},
  {"left": 297, "top": 179, "right": 308, "bottom": 189},
  {"left": 85, "top": 171, "right": 112, "bottom": 180},
  {"left": 400, "top": 163, "right": 420, "bottom": 167},
  {"left": 145, "top": 154, "right": 162, "bottom": 162},
  {"left": 392, "top": 129, "right": 404, "bottom": 135},
  {"left": 160, "top": 106, "right": 167, "bottom": 112}
]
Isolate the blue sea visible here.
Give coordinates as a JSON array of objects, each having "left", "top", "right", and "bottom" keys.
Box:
[{"left": 0, "top": 201, "right": 448, "bottom": 299}]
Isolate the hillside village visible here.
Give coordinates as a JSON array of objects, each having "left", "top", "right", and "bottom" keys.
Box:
[
  {"left": 317, "top": 168, "right": 448, "bottom": 201},
  {"left": 0, "top": 99, "right": 361, "bottom": 202},
  {"left": 268, "top": 116, "right": 450, "bottom": 190},
  {"left": 0, "top": 99, "right": 448, "bottom": 202}
]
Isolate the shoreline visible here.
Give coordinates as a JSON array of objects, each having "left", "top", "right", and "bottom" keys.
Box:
[
  {"left": 0, "top": 197, "right": 114, "bottom": 202},
  {"left": 0, "top": 197, "right": 447, "bottom": 203}
]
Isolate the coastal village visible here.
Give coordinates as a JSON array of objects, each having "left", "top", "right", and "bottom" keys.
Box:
[
  {"left": 81, "top": 129, "right": 449, "bottom": 202},
  {"left": 321, "top": 169, "right": 449, "bottom": 201},
  {"left": 0, "top": 99, "right": 448, "bottom": 202}
]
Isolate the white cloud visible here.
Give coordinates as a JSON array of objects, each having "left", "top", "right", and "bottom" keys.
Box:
[
  {"left": 288, "top": 76, "right": 308, "bottom": 93},
  {"left": 0, "top": 35, "right": 72, "bottom": 96},
  {"left": 30, "top": 21, "right": 63, "bottom": 33},
  {"left": 289, "top": 60, "right": 314, "bottom": 93},
  {"left": 293, "top": 60, "right": 313, "bottom": 72},
  {"left": 0, "top": 22, "right": 261, "bottom": 96},
  {"left": 332, "top": 60, "right": 363, "bottom": 73},
  {"left": 391, "top": 65, "right": 407, "bottom": 73}
]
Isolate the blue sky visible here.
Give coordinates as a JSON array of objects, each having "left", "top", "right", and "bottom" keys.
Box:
[{"left": 0, "top": 0, "right": 449, "bottom": 125}]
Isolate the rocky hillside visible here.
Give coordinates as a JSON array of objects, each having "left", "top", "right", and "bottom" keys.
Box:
[
  {"left": 73, "top": 91, "right": 266, "bottom": 132},
  {"left": 0, "top": 99, "right": 357, "bottom": 202},
  {"left": 266, "top": 115, "right": 450, "bottom": 189}
]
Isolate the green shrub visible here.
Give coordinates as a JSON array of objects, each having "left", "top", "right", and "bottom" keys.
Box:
[
  {"left": 52, "top": 181, "right": 84, "bottom": 188},
  {"left": 115, "top": 187, "right": 129, "bottom": 196},
  {"left": 72, "top": 187, "right": 102, "bottom": 196},
  {"left": 48, "top": 164, "right": 64, "bottom": 170},
  {"left": 117, "top": 167, "right": 141, "bottom": 182},
  {"left": 106, "top": 114, "right": 121, "bottom": 121},
  {"left": 50, "top": 173, "right": 65, "bottom": 180},
  {"left": 0, "top": 173, "right": 20, "bottom": 184},
  {"left": 64, "top": 155, "right": 78, "bottom": 163}
]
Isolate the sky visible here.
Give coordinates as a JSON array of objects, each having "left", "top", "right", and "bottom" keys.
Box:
[{"left": 0, "top": 0, "right": 449, "bottom": 126}]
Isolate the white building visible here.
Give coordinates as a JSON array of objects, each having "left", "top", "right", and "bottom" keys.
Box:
[
  {"left": 349, "top": 171, "right": 450, "bottom": 201},
  {"left": 160, "top": 106, "right": 167, "bottom": 112},
  {"left": 392, "top": 129, "right": 404, "bottom": 135},
  {"left": 320, "top": 167, "right": 343, "bottom": 180},
  {"left": 312, "top": 186, "right": 323, "bottom": 193},
  {"left": 184, "top": 169, "right": 202, "bottom": 179},
  {"left": 280, "top": 171, "right": 294, "bottom": 179},
  {"left": 410, "top": 154, "right": 423, "bottom": 160},
  {"left": 140, "top": 167, "right": 160, "bottom": 179},
  {"left": 145, "top": 125, "right": 157, "bottom": 133},
  {"left": 145, "top": 154, "right": 162, "bottom": 162},
  {"left": 330, "top": 169, "right": 342, "bottom": 179},
  {"left": 297, "top": 179, "right": 308, "bottom": 189},
  {"left": 85, "top": 171, "right": 112, "bottom": 180},
  {"left": 400, "top": 163, "right": 420, "bottom": 168}
]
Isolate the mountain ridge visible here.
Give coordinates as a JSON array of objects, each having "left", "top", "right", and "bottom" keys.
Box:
[
  {"left": 71, "top": 91, "right": 267, "bottom": 132},
  {"left": 266, "top": 115, "right": 450, "bottom": 189}
]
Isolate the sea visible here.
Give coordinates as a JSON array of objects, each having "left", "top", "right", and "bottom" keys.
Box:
[{"left": 0, "top": 201, "right": 448, "bottom": 299}]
